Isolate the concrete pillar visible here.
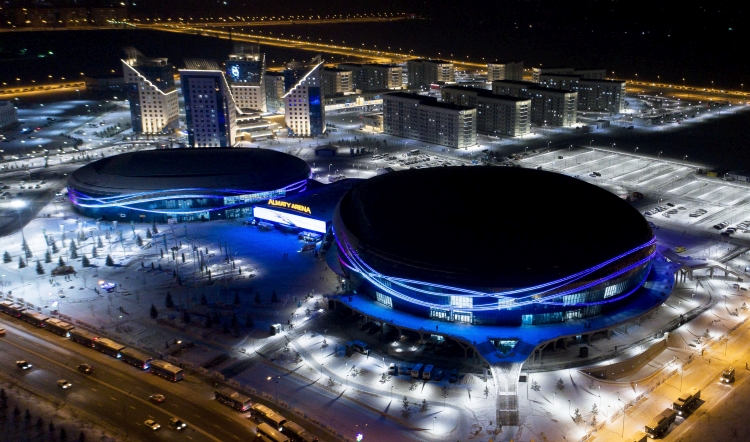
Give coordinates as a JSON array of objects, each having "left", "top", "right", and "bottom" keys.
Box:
[
  {"left": 489, "top": 362, "right": 523, "bottom": 426},
  {"left": 607, "top": 329, "right": 612, "bottom": 340},
  {"left": 563, "top": 338, "right": 568, "bottom": 350},
  {"left": 551, "top": 339, "right": 557, "bottom": 352}
]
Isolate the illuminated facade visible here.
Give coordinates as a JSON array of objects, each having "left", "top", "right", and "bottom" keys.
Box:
[
  {"left": 122, "top": 48, "right": 180, "bottom": 134},
  {"left": 333, "top": 167, "right": 656, "bottom": 326},
  {"left": 486, "top": 61, "right": 524, "bottom": 82},
  {"left": 0, "top": 101, "right": 18, "bottom": 129},
  {"left": 284, "top": 57, "right": 325, "bottom": 137},
  {"left": 226, "top": 45, "right": 267, "bottom": 112},
  {"left": 406, "top": 59, "right": 454, "bottom": 89},
  {"left": 67, "top": 149, "right": 310, "bottom": 222},
  {"left": 180, "top": 60, "right": 238, "bottom": 147},
  {"left": 441, "top": 86, "right": 531, "bottom": 137}
]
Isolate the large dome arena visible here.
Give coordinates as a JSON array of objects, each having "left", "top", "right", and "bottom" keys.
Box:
[
  {"left": 333, "top": 167, "right": 656, "bottom": 326},
  {"left": 68, "top": 148, "right": 310, "bottom": 222}
]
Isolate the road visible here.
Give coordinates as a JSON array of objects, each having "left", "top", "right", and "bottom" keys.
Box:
[{"left": 0, "top": 317, "right": 258, "bottom": 441}]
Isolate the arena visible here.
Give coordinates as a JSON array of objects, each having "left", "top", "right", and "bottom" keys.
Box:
[
  {"left": 67, "top": 148, "right": 310, "bottom": 222},
  {"left": 333, "top": 167, "right": 656, "bottom": 326}
]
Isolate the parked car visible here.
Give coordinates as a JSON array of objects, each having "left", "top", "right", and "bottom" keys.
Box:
[{"left": 449, "top": 369, "right": 459, "bottom": 383}]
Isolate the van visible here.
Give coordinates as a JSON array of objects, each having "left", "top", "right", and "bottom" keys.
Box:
[
  {"left": 411, "top": 363, "right": 424, "bottom": 379},
  {"left": 388, "top": 363, "right": 397, "bottom": 375},
  {"left": 398, "top": 364, "right": 412, "bottom": 376},
  {"left": 422, "top": 365, "right": 434, "bottom": 380}
]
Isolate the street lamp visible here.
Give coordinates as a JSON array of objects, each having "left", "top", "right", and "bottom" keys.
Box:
[
  {"left": 683, "top": 155, "right": 688, "bottom": 163},
  {"left": 634, "top": 146, "right": 639, "bottom": 154},
  {"left": 658, "top": 151, "right": 663, "bottom": 159},
  {"left": 589, "top": 139, "right": 594, "bottom": 148}
]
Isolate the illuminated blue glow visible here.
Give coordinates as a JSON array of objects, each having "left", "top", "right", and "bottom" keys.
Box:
[
  {"left": 253, "top": 207, "right": 327, "bottom": 233},
  {"left": 335, "top": 226, "right": 655, "bottom": 312},
  {"left": 68, "top": 180, "right": 308, "bottom": 216}
]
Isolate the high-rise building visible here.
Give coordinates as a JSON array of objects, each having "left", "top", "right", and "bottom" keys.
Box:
[
  {"left": 180, "top": 60, "right": 238, "bottom": 147},
  {"left": 538, "top": 74, "right": 625, "bottom": 113},
  {"left": 383, "top": 92, "right": 476, "bottom": 148},
  {"left": 441, "top": 86, "right": 531, "bottom": 137},
  {"left": 0, "top": 101, "right": 18, "bottom": 129},
  {"left": 406, "top": 59, "right": 454, "bottom": 90},
  {"left": 264, "top": 71, "right": 285, "bottom": 114},
  {"left": 322, "top": 67, "right": 353, "bottom": 96},
  {"left": 122, "top": 48, "right": 180, "bottom": 135},
  {"left": 338, "top": 63, "right": 403, "bottom": 91},
  {"left": 487, "top": 61, "right": 524, "bottom": 82},
  {"left": 284, "top": 56, "right": 326, "bottom": 137},
  {"left": 226, "top": 44, "right": 266, "bottom": 112},
  {"left": 492, "top": 80, "right": 578, "bottom": 127}
]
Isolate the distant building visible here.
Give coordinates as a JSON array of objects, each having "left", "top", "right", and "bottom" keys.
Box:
[
  {"left": 538, "top": 74, "right": 625, "bottom": 113},
  {"left": 532, "top": 66, "right": 607, "bottom": 83},
  {"left": 0, "top": 101, "right": 18, "bottom": 129},
  {"left": 180, "top": 59, "right": 238, "bottom": 147},
  {"left": 226, "top": 45, "right": 266, "bottom": 112},
  {"left": 338, "top": 63, "right": 403, "bottom": 91},
  {"left": 574, "top": 68, "right": 607, "bottom": 80},
  {"left": 264, "top": 71, "right": 285, "bottom": 114},
  {"left": 492, "top": 80, "right": 577, "bottom": 127},
  {"left": 383, "top": 92, "right": 476, "bottom": 148},
  {"left": 284, "top": 56, "right": 326, "bottom": 137},
  {"left": 84, "top": 74, "right": 126, "bottom": 93},
  {"left": 441, "top": 86, "right": 530, "bottom": 137},
  {"left": 486, "top": 61, "right": 524, "bottom": 82},
  {"left": 122, "top": 48, "right": 180, "bottom": 135},
  {"left": 406, "top": 59, "right": 454, "bottom": 90},
  {"left": 322, "top": 67, "right": 353, "bottom": 96}
]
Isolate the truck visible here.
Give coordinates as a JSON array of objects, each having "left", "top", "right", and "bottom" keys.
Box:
[
  {"left": 645, "top": 408, "right": 676, "bottom": 438},
  {"left": 721, "top": 367, "right": 735, "bottom": 383},
  {"left": 672, "top": 388, "right": 700, "bottom": 416}
]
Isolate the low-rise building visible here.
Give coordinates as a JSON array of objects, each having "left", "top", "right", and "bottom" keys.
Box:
[
  {"left": 0, "top": 101, "right": 18, "bottom": 129},
  {"left": 442, "top": 86, "right": 530, "bottom": 137},
  {"left": 383, "top": 92, "right": 476, "bottom": 148}
]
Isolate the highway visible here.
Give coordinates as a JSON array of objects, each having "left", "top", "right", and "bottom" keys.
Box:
[{"left": 0, "top": 317, "right": 257, "bottom": 441}]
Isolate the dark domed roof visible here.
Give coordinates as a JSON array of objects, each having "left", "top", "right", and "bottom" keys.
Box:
[
  {"left": 334, "top": 167, "right": 653, "bottom": 288},
  {"left": 68, "top": 148, "right": 310, "bottom": 194}
]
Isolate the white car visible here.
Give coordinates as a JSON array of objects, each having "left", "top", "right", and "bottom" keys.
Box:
[
  {"left": 57, "top": 380, "right": 72, "bottom": 389},
  {"left": 144, "top": 419, "right": 161, "bottom": 430}
]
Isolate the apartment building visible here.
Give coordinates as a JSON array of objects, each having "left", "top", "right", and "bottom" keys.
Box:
[
  {"left": 322, "top": 67, "right": 353, "bottom": 95},
  {"left": 487, "top": 61, "right": 524, "bottom": 82},
  {"left": 442, "top": 86, "right": 530, "bottom": 137},
  {"left": 406, "top": 59, "right": 454, "bottom": 90},
  {"left": 284, "top": 57, "right": 326, "bottom": 137},
  {"left": 122, "top": 48, "right": 180, "bottom": 134},
  {"left": 180, "top": 60, "right": 238, "bottom": 147}
]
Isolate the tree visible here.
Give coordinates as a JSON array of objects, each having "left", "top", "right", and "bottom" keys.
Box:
[
  {"left": 0, "top": 388, "right": 6, "bottom": 409},
  {"left": 60, "top": 427, "right": 68, "bottom": 441},
  {"left": 591, "top": 414, "right": 598, "bottom": 427},
  {"left": 212, "top": 311, "right": 221, "bottom": 325},
  {"left": 81, "top": 254, "right": 90, "bottom": 267},
  {"left": 556, "top": 378, "right": 565, "bottom": 391},
  {"left": 105, "top": 255, "right": 114, "bottom": 266},
  {"left": 91, "top": 245, "right": 97, "bottom": 258},
  {"left": 146, "top": 228, "right": 152, "bottom": 239},
  {"left": 182, "top": 311, "right": 191, "bottom": 323},
  {"left": 152, "top": 223, "right": 158, "bottom": 234},
  {"left": 35, "top": 260, "right": 45, "bottom": 275},
  {"left": 78, "top": 431, "right": 86, "bottom": 442},
  {"left": 36, "top": 417, "right": 43, "bottom": 430},
  {"left": 200, "top": 293, "right": 207, "bottom": 305},
  {"left": 205, "top": 315, "right": 213, "bottom": 328},
  {"left": 271, "top": 290, "right": 279, "bottom": 303},
  {"left": 401, "top": 396, "right": 410, "bottom": 416},
  {"left": 69, "top": 241, "right": 78, "bottom": 259},
  {"left": 24, "top": 409, "right": 31, "bottom": 423},
  {"left": 2, "top": 251, "right": 10, "bottom": 263},
  {"left": 231, "top": 313, "right": 238, "bottom": 329},
  {"left": 531, "top": 380, "right": 540, "bottom": 391},
  {"left": 591, "top": 403, "right": 599, "bottom": 416},
  {"left": 58, "top": 256, "right": 66, "bottom": 267},
  {"left": 150, "top": 304, "right": 158, "bottom": 319},
  {"left": 51, "top": 240, "right": 59, "bottom": 254},
  {"left": 18, "top": 257, "right": 26, "bottom": 268},
  {"left": 49, "top": 422, "right": 55, "bottom": 434},
  {"left": 45, "top": 250, "right": 52, "bottom": 263},
  {"left": 254, "top": 292, "right": 261, "bottom": 304},
  {"left": 22, "top": 237, "right": 32, "bottom": 258},
  {"left": 165, "top": 292, "right": 174, "bottom": 309},
  {"left": 136, "top": 234, "right": 143, "bottom": 247},
  {"left": 573, "top": 408, "right": 583, "bottom": 424},
  {"left": 12, "top": 405, "right": 19, "bottom": 419},
  {"left": 245, "top": 314, "right": 254, "bottom": 328},
  {"left": 97, "top": 237, "right": 103, "bottom": 248}
]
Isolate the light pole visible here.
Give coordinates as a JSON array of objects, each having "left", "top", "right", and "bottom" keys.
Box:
[
  {"left": 658, "top": 151, "right": 663, "bottom": 159},
  {"left": 328, "top": 163, "right": 332, "bottom": 177},
  {"left": 589, "top": 139, "right": 594, "bottom": 148},
  {"left": 683, "top": 155, "right": 688, "bottom": 163},
  {"left": 634, "top": 146, "right": 639, "bottom": 155}
]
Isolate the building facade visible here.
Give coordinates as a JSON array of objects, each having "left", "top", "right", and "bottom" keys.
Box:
[
  {"left": 264, "top": 72, "right": 285, "bottom": 114},
  {"left": 442, "top": 86, "right": 531, "bottom": 137},
  {"left": 322, "top": 68, "right": 353, "bottom": 96},
  {"left": 180, "top": 62, "right": 238, "bottom": 147},
  {"left": 338, "top": 63, "right": 403, "bottom": 91},
  {"left": 538, "top": 74, "right": 625, "bottom": 113},
  {"left": 226, "top": 48, "right": 266, "bottom": 112},
  {"left": 284, "top": 58, "right": 326, "bottom": 137},
  {"left": 486, "top": 61, "right": 524, "bottom": 82},
  {"left": 383, "top": 92, "right": 476, "bottom": 148},
  {"left": 532, "top": 66, "right": 607, "bottom": 83},
  {"left": 122, "top": 49, "right": 180, "bottom": 135},
  {"left": 0, "top": 101, "right": 18, "bottom": 129},
  {"left": 406, "top": 59, "right": 454, "bottom": 90},
  {"left": 493, "top": 81, "right": 578, "bottom": 127}
]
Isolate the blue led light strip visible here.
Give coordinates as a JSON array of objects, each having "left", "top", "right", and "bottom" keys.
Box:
[{"left": 335, "top": 227, "right": 655, "bottom": 311}]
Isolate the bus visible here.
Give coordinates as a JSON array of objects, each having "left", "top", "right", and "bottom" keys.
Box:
[
  {"left": 120, "top": 348, "right": 153, "bottom": 370},
  {"left": 69, "top": 329, "right": 99, "bottom": 347},
  {"left": 215, "top": 388, "right": 253, "bottom": 411},
  {"left": 20, "top": 311, "right": 49, "bottom": 327},
  {"left": 3, "top": 303, "right": 26, "bottom": 317},
  {"left": 93, "top": 338, "right": 126, "bottom": 358},
  {"left": 0, "top": 300, "right": 16, "bottom": 315},
  {"left": 252, "top": 404, "right": 287, "bottom": 427},
  {"left": 150, "top": 359, "right": 183, "bottom": 382},
  {"left": 407, "top": 149, "right": 420, "bottom": 156},
  {"left": 281, "top": 421, "right": 318, "bottom": 442},
  {"left": 645, "top": 408, "right": 676, "bottom": 438},
  {"left": 256, "top": 423, "right": 290, "bottom": 442},
  {"left": 44, "top": 318, "right": 75, "bottom": 337}
]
